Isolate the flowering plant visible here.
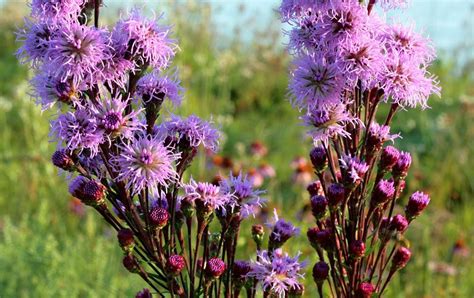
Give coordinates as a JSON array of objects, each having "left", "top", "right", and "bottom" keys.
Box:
[
  {"left": 281, "top": 0, "right": 439, "bottom": 296},
  {"left": 17, "top": 1, "right": 307, "bottom": 297}
]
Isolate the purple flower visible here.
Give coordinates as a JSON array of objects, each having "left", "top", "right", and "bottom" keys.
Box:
[
  {"left": 157, "top": 115, "right": 220, "bottom": 153},
  {"left": 381, "top": 53, "right": 440, "bottom": 108},
  {"left": 46, "top": 23, "right": 110, "bottom": 86},
  {"left": 31, "top": 0, "right": 85, "bottom": 22},
  {"left": 16, "top": 19, "right": 56, "bottom": 67},
  {"left": 247, "top": 249, "right": 305, "bottom": 298},
  {"left": 391, "top": 247, "right": 411, "bottom": 270},
  {"left": 31, "top": 72, "right": 83, "bottom": 110},
  {"left": 51, "top": 109, "right": 104, "bottom": 156},
  {"left": 136, "top": 70, "right": 183, "bottom": 106},
  {"left": 279, "top": 0, "right": 323, "bottom": 22},
  {"left": 112, "top": 10, "right": 176, "bottom": 69},
  {"left": 183, "top": 179, "right": 231, "bottom": 212},
  {"left": 405, "top": 191, "right": 430, "bottom": 219},
  {"left": 90, "top": 95, "right": 144, "bottom": 141},
  {"left": 367, "top": 122, "right": 399, "bottom": 149},
  {"left": 379, "top": 145, "right": 400, "bottom": 170},
  {"left": 312, "top": 261, "right": 329, "bottom": 283},
  {"left": 267, "top": 209, "right": 300, "bottom": 247},
  {"left": 219, "top": 172, "right": 266, "bottom": 219},
  {"left": 378, "top": 0, "right": 410, "bottom": 10},
  {"left": 289, "top": 52, "right": 344, "bottom": 109},
  {"left": 392, "top": 151, "right": 412, "bottom": 178},
  {"left": 339, "top": 154, "right": 369, "bottom": 185},
  {"left": 372, "top": 179, "right": 395, "bottom": 205},
  {"left": 99, "top": 48, "right": 135, "bottom": 89},
  {"left": 303, "top": 103, "right": 360, "bottom": 144},
  {"left": 112, "top": 134, "right": 180, "bottom": 194}
]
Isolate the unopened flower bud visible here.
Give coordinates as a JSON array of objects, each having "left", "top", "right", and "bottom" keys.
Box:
[
  {"left": 350, "top": 240, "right": 366, "bottom": 259},
  {"left": 135, "top": 288, "right": 152, "bottom": 298},
  {"left": 355, "top": 282, "right": 376, "bottom": 298},
  {"left": 392, "top": 151, "right": 411, "bottom": 179},
  {"left": 389, "top": 214, "right": 409, "bottom": 233},
  {"left": 379, "top": 146, "right": 400, "bottom": 171},
  {"left": 117, "top": 229, "right": 135, "bottom": 251},
  {"left": 310, "top": 195, "right": 328, "bottom": 219},
  {"left": 372, "top": 179, "right": 395, "bottom": 205},
  {"left": 310, "top": 147, "right": 327, "bottom": 173},
  {"left": 307, "top": 227, "right": 319, "bottom": 250},
  {"left": 307, "top": 181, "right": 323, "bottom": 197},
  {"left": 251, "top": 224, "right": 264, "bottom": 247},
  {"left": 312, "top": 261, "right": 329, "bottom": 283},
  {"left": 149, "top": 207, "right": 169, "bottom": 229},
  {"left": 51, "top": 149, "right": 75, "bottom": 171},
  {"left": 167, "top": 255, "right": 186, "bottom": 276},
  {"left": 205, "top": 258, "right": 226, "bottom": 279},
  {"left": 391, "top": 247, "right": 411, "bottom": 271},
  {"left": 405, "top": 191, "right": 430, "bottom": 220},
  {"left": 69, "top": 176, "right": 105, "bottom": 206},
  {"left": 327, "top": 183, "right": 345, "bottom": 207},
  {"left": 123, "top": 254, "right": 139, "bottom": 273},
  {"left": 315, "top": 229, "right": 333, "bottom": 251}
]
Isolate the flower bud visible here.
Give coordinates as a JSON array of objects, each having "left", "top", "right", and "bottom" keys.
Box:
[
  {"left": 51, "top": 149, "right": 75, "bottom": 171},
  {"left": 205, "top": 258, "right": 226, "bottom": 279},
  {"left": 379, "top": 146, "right": 400, "bottom": 171},
  {"left": 149, "top": 207, "right": 169, "bottom": 229},
  {"left": 389, "top": 214, "right": 409, "bottom": 233},
  {"left": 371, "top": 179, "right": 395, "bottom": 205},
  {"left": 307, "top": 180, "right": 323, "bottom": 197},
  {"left": 315, "top": 229, "right": 333, "bottom": 251},
  {"left": 312, "top": 261, "right": 329, "bottom": 283},
  {"left": 310, "top": 195, "right": 328, "bottom": 219},
  {"left": 167, "top": 255, "right": 186, "bottom": 276},
  {"left": 117, "top": 229, "right": 135, "bottom": 252},
  {"left": 392, "top": 151, "right": 411, "bottom": 179},
  {"left": 123, "top": 254, "right": 139, "bottom": 273},
  {"left": 350, "top": 240, "right": 366, "bottom": 259},
  {"left": 391, "top": 247, "right": 411, "bottom": 271},
  {"left": 355, "top": 282, "right": 376, "bottom": 298},
  {"left": 310, "top": 147, "right": 327, "bottom": 173},
  {"left": 327, "top": 183, "right": 345, "bottom": 207},
  {"left": 307, "top": 227, "right": 319, "bottom": 250},
  {"left": 405, "top": 191, "right": 430, "bottom": 220},
  {"left": 251, "top": 224, "right": 265, "bottom": 247},
  {"left": 135, "top": 288, "right": 152, "bottom": 298},
  {"left": 69, "top": 176, "right": 106, "bottom": 206}
]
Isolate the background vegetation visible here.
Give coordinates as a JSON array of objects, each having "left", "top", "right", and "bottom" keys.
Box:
[{"left": 1, "top": 1, "right": 473, "bottom": 297}]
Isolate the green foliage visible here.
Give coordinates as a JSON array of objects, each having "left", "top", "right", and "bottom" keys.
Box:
[{"left": 1, "top": 1, "right": 474, "bottom": 297}]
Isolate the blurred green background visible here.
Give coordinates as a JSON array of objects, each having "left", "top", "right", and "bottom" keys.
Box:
[{"left": 1, "top": 1, "right": 473, "bottom": 297}]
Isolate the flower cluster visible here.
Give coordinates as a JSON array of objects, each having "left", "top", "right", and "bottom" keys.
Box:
[
  {"left": 18, "top": 3, "right": 298, "bottom": 297},
  {"left": 281, "top": 0, "right": 436, "bottom": 296}
]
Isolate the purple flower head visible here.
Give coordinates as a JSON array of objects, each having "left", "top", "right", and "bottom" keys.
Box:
[
  {"left": 391, "top": 247, "right": 411, "bottom": 271},
  {"left": 312, "top": 261, "right": 329, "bottom": 283},
  {"left": 303, "top": 103, "right": 361, "bottom": 144},
  {"left": 184, "top": 178, "right": 231, "bottom": 212},
  {"left": 379, "top": 145, "right": 400, "bottom": 170},
  {"left": 372, "top": 179, "right": 395, "bottom": 205},
  {"left": 112, "top": 10, "right": 176, "bottom": 69},
  {"left": 219, "top": 172, "right": 266, "bottom": 219},
  {"left": 232, "top": 260, "right": 252, "bottom": 286},
  {"left": 90, "top": 95, "right": 144, "bottom": 141},
  {"left": 157, "top": 115, "right": 220, "bottom": 153},
  {"left": 99, "top": 48, "right": 135, "bottom": 89},
  {"left": 31, "top": 73, "right": 83, "bottom": 110},
  {"left": 355, "top": 282, "right": 376, "bottom": 298},
  {"left": 51, "top": 148, "right": 75, "bottom": 171},
  {"left": 69, "top": 176, "right": 105, "bottom": 205},
  {"left": 350, "top": 240, "right": 366, "bottom": 259},
  {"left": 247, "top": 249, "right": 305, "bottom": 298},
  {"left": 46, "top": 23, "right": 110, "bottom": 86},
  {"left": 136, "top": 70, "right": 184, "bottom": 107},
  {"left": 389, "top": 214, "right": 409, "bottom": 233},
  {"left": 327, "top": 183, "right": 345, "bottom": 206},
  {"left": 405, "top": 191, "right": 430, "bottom": 219},
  {"left": 392, "top": 151, "right": 412, "bottom": 178},
  {"left": 384, "top": 22, "right": 435, "bottom": 64},
  {"left": 205, "top": 258, "right": 226, "bottom": 279},
  {"left": 310, "top": 195, "right": 328, "bottom": 219},
  {"left": 367, "top": 122, "right": 399, "bottom": 150},
  {"left": 309, "top": 146, "right": 327, "bottom": 172},
  {"left": 167, "top": 255, "right": 186, "bottom": 276},
  {"left": 381, "top": 53, "right": 440, "bottom": 109},
  {"left": 31, "top": 0, "right": 85, "bottom": 22},
  {"left": 339, "top": 154, "right": 369, "bottom": 186},
  {"left": 112, "top": 134, "right": 180, "bottom": 195},
  {"left": 16, "top": 19, "right": 56, "bottom": 67},
  {"left": 267, "top": 209, "right": 300, "bottom": 248},
  {"left": 149, "top": 207, "right": 169, "bottom": 228},
  {"left": 289, "top": 52, "right": 344, "bottom": 109},
  {"left": 51, "top": 108, "right": 104, "bottom": 157}
]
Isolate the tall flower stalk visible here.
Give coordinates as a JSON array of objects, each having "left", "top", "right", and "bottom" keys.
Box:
[
  {"left": 281, "top": 0, "right": 439, "bottom": 297},
  {"left": 17, "top": 1, "right": 307, "bottom": 297}
]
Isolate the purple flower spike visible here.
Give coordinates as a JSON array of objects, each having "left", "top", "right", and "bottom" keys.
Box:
[
  {"left": 112, "top": 134, "right": 180, "bottom": 195},
  {"left": 405, "top": 191, "right": 430, "bottom": 219},
  {"left": 31, "top": 73, "right": 83, "bottom": 111},
  {"left": 247, "top": 249, "right": 305, "bottom": 297}
]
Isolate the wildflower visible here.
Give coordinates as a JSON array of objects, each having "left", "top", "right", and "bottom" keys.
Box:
[
  {"left": 307, "top": 227, "right": 319, "bottom": 250},
  {"left": 69, "top": 176, "right": 105, "bottom": 206},
  {"left": 327, "top": 183, "right": 345, "bottom": 207},
  {"left": 183, "top": 179, "right": 231, "bottom": 213},
  {"left": 51, "top": 149, "right": 75, "bottom": 171},
  {"left": 405, "top": 191, "right": 430, "bottom": 220},
  {"left": 247, "top": 249, "right": 305, "bottom": 298},
  {"left": 350, "top": 240, "right": 366, "bottom": 259},
  {"left": 309, "top": 146, "right": 327, "bottom": 173},
  {"left": 267, "top": 210, "right": 300, "bottom": 249},
  {"left": 51, "top": 109, "right": 104, "bottom": 157},
  {"left": 219, "top": 172, "right": 265, "bottom": 219},
  {"left": 205, "top": 258, "right": 226, "bottom": 279},
  {"left": 391, "top": 247, "right": 411, "bottom": 271},
  {"left": 16, "top": 19, "right": 56, "bottom": 67},
  {"left": 392, "top": 151, "right": 412, "bottom": 179},
  {"left": 31, "top": 0, "right": 85, "bottom": 22},
  {"left": 232, "top": 260, "right": 252, "bottom": 289},
  {"left": 367, "top": 123, "right": 399, "bottom": 151},
  {"left": 117, "top": 229, "right": 135, "bottom": 252},
  {"left": 289, "top": 52, "right": 344, "bottom": 109},
  {"left": 149, "top": 207, "right": 169, "bottom": 229},
  {"left": 123, "top": 254, "right": 139, "bottom": 273},
  {"left": 31, "top": 73, "right": 82, "bottom": 110},
  {"left": 389, "top": 214, "right": 409, "bottom": 233},
  {"left": 252, "top": 224, "right": 265, "bottom": 247},
  {"left": 339, "top": 154, "right": 369, "bottom": 186},
  {"left": 158, "top": 115, "right": 220, "bottom": 153},
  {"left": 112, "top": 10, "right": 176, "bottom": 69},
  {"left": 355, "top": 282, "right": 376, "bottom": 298},
  {"left": 310, "top": 195, "right": 328, "bottom": 219},
  {"left": 136, "top": 70, "right": 183, "bottom": 107},
  {"left": 312, "top": 261, "right": 329, "bottom": 283},
  {"left": 379, "top": 145, "right": 400, "bottom": 171},
  {"left": 371, "top": 179, "right": 395, "bottom": 205},
  {"left": 314, "top": 229, "right": 333, "bottom": 251},
  {"left": 112, "top": 134, "right": 180, "bottom": 194},
  {"left": 46, "top": 23, "right": 110, "bottom": 86},
  {"left": 307, "top": 180, "right": 323, "bottom": 197},
  {"left": 135, "top": 288, "right": 152, "bottom": 298},
  {"left": 167, "top": 255, "right": 186, "bottom": 276}
]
